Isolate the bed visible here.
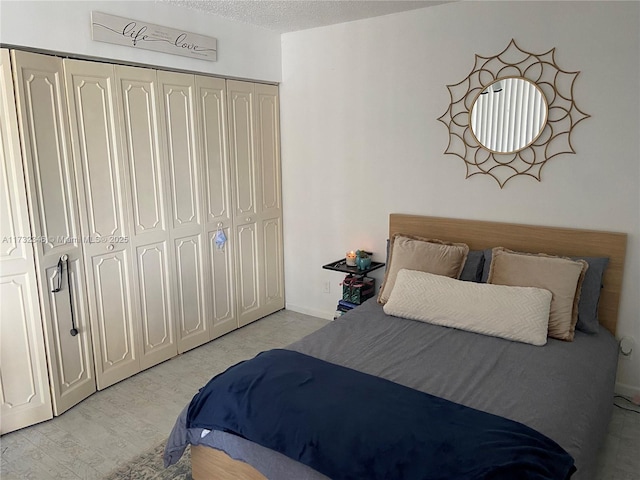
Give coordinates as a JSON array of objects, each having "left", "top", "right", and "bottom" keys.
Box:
[{"left": 164, "top": 214, "right": 627, "bottom": 480}]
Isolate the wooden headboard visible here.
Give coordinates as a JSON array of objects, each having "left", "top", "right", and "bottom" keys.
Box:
[{"left": 389, "top": 214, "right": 627, "bottom": 335}]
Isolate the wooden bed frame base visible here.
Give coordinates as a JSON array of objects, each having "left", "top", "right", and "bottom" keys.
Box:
[
  {"left": 190, "top": 214, "right": 628, "bottom": 479},
  {"left": 191, "top": 446, "right": 266, "bottom": 480}
]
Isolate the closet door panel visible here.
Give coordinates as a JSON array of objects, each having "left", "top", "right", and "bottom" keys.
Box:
[
  {"left": 255, "top": 84, "right": 282, "bottom": 216},
  {"left": 90, "top": 250, "right": 138, "bottom": 388},
  {"left": 0, "top": 49, "right": 53, "bottom": 433},
  {"left": 64, "top": 59, "right": 140, "bottom": 390},
  {"left": 64, "top": 63, "right": 124, "bottom": 240},
  {"left": 116, "top": 65, "right": 175, "bottom": 369},
  {"left": 236, "top": 222, "right": 260, "bottom": 326},
  {"left": 14, "top": 58, "right": 78, "bottom": 258},
  {"left": 42, "top": 258, "right": 94, "bottom": 406},
  {"left": 159, "top": 71, "right": 201, "bottom": 229},
  {"left": 198, "top": 76, "right": 230, "bottom": 223},
  {"left": 208, "top": 227, "right": 236, "bottom": 337},
  {"left": 228, "top": 81, "right": 261, "bottom": 326},
  {"left": 227, "top": 82, "right": 256, "bottom": 218},
  {"left": 117, "top": 67, "right": 167, "bottom": 236},
  {"left": 136, "top": 241, "right": 173, "bottom": 366},
  {"left": 197, "top": 75, "right": 236, "bottom": 338},
  {"left": 174, "top": 234, "right": 208, "bottom": 352},
  {"left": 262, "top": 217, "right": 284, "bottom": 307},
  {"left": 158, "top": 70, "right": 209, "bottom": 352},
  {"left": 0, "top": 50, "right": 36, "bottom": 282},
  {"left": 0, "top": 275, "right": 52, "bottom": 433},
  {"left": 228, "top": 80, "right": 284, "bottom": 325},
  {"left": 12, "top": 50, "right": 95, "bottom": 416},
  {"left": 255, "top": 84, "right": 284, "bottom": 312}
]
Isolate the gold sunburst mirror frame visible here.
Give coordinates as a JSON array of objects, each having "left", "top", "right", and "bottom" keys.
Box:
[{"left": 437, "top": 40, "right": 590, "bottom": 188}]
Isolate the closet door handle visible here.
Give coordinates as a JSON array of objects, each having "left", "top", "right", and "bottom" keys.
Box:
[{"left": 50, "top": 254, "right": 78, "bottom": 336}]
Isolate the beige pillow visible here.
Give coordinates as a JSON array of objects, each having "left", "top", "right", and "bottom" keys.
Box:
[
  {"left": 487, "top": 247, "right": 588, "bottom": 341},
  {"left": 383, "top": 270, "right": 552, "bottom": 346},
  {"left": 377, "top": 234, "right": 469, "bottom": 304}
]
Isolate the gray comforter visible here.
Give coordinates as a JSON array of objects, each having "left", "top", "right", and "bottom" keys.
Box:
[{"left": 165, "top": 299, "right": 618, "bottom": 480}]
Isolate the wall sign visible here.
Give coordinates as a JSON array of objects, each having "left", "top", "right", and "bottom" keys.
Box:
[{"left": 91, "top": 12, "right": 217, "bottom": 61}]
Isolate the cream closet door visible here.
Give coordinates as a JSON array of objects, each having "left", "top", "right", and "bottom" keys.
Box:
[
  {"left": 0, "top": 49, "right": 53, "bottom": 434},
  {"left": 227, "top": 80, "right": 260, "bottom": 326},
  {"left": 115, "top": 65, "right": 177, "bottom": 370},
  {"left": 227, "top": 80, "right": 284, "bottom": 327},
  {"left": 254, "top": 83, "right": 285, "bottom": 317},
  {"left": 63, "top": 59, "right": 139, "bottom": 390},
  {"left": 158, "top": 70, "right": 209, "bottom": 352},
  {"left": 11, "top": 50, "right": 96, "bottom": 415},
  {"left": 196, "top": 75, "right": 237, "bottom": 339}
]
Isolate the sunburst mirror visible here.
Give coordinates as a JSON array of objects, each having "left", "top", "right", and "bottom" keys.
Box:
[{"left": 437, "top": 40, "right": 590, "bottom": 188}]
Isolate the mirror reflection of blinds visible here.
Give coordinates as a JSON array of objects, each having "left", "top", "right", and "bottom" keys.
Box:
[{"left": 471, "top": 78, "right": 546, "bottom": 153}]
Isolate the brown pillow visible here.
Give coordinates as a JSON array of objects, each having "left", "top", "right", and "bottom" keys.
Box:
[
  {"left": 378, "top": 234, "right": 469, "bottom": 304},
  {"left": 487, "top": 247, "right": 588, "bottom": 341}
]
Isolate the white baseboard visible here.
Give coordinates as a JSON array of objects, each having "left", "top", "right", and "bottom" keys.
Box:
[
  {"left": 615, "top": 382, "right": 640, "bottom": 402},
  {"left": 286, "top": 303, "right": 334, "bottom": 321}
]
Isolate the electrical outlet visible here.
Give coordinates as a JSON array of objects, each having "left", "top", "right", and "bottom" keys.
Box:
[
  {"left": 323, "top": 281, "right": 331, "bottom": 294},
  {"left": 619, "top": 336, "right": 635, "bottom": 358}
]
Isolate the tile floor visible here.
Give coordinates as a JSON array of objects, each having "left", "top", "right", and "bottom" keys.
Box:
[
  {"left": 594, "top": 394, "right": 640, "bottom": 480},
  {"left": 1, "top": 310, "right": 639, "bottom": 479}
]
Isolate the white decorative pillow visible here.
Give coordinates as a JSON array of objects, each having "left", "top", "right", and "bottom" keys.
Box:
[{"left": 383, "top": 269, "right": 553, "bottom": 346}]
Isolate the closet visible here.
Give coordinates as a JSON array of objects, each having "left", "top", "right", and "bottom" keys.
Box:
[{"left": 0, "top": 49, "right": 284, "bottom": 434}]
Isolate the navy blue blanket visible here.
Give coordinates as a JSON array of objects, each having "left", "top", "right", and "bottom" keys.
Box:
[{"left": 187, "top": 349, "right": 575, "bottom": 480}]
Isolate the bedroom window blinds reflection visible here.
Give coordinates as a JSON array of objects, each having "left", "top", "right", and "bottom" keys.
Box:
[{"left": 470, "top": 77, "right": 548, "bottom": 153}]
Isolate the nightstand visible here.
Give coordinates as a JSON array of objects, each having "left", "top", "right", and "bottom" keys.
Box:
[{"left": 322, "top": 258, "right": 385, "bottom": 318}]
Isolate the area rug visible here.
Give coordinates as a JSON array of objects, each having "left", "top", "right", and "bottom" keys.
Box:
[{"left": 104, "top": 442, "right": 191, "bottom": 479}]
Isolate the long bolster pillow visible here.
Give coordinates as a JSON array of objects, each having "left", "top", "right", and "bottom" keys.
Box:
[{"left": 383, "top": 269, "right": 552, "bottom": 346}]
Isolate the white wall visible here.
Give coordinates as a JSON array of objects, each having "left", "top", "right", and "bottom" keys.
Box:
[
  {"left": 0, "top": 0, "right": 281, "bottom": 82},
  {"left": 280, "top": 1, "right": 640, "bottom": 394}
]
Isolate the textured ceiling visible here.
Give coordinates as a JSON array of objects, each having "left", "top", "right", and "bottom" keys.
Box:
[{"left": 160, "top": 1, "right": 450, "bottom": 33}]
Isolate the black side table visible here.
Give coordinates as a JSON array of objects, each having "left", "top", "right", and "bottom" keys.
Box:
[
  {"left": 322, "top": 259, "right": 385, "bottom": 278},
  {"left": 323, "top": 259, "right": 385, "bottom": 318}
]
